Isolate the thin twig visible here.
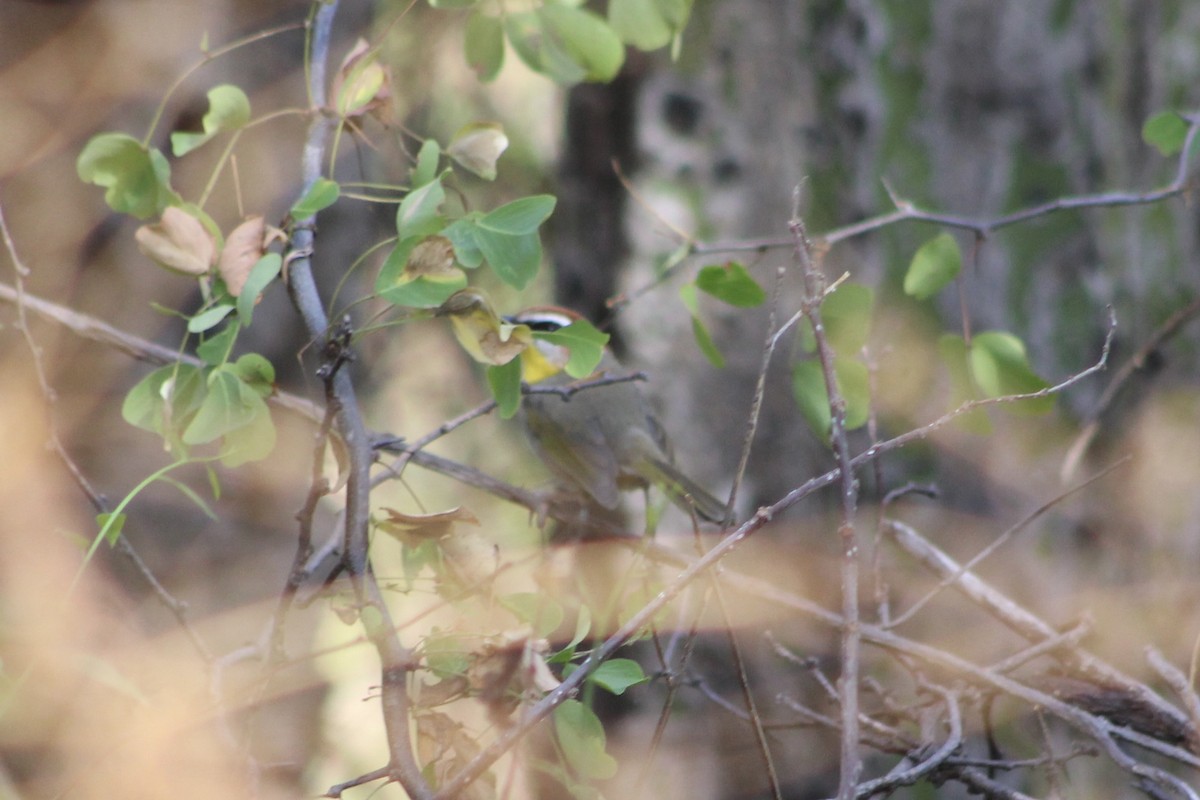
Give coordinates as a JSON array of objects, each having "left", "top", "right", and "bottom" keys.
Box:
[
  {"left": 790, "top": 204, "right": 863, "bottom": 800},
  {"left": 885, "top": 519, "right": 1193, "bottom": 738},
  {"left": 1062, "top": 293, "right": 1200, "bottom": 480},
  {"left": 727, "top": 266, "right": 787, "bottom": 519},
  {"left": 885, "top": 456, "right": 1130, "bottom": 629}
]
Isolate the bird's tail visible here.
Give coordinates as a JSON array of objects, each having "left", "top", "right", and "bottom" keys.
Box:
[{"left": 638, "top": 456, "right": 730, "bottom": 525}]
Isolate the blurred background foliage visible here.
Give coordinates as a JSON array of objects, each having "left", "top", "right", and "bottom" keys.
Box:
[{"left": 4, "top": 1, "right": 1200, "bottom": 798}]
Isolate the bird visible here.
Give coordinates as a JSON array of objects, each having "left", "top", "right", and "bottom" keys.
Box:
[{"left": 506, "top": 305, "right": 729, "bottom": 525}]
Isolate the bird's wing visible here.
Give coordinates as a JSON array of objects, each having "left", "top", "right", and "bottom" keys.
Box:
[{"left": 524, "top": 404, "right": 622, "bottom": 509}]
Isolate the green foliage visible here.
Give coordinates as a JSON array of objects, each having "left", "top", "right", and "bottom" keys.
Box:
[
  {"left": 499, "top": 592, "right": 565, "bottom": 638},
  {"left": 967, "top": 331, "right": 1054, "bottom": 414},
  {"left": 464, "top": 11, "right": 505, "bottom": 81},
  {"left": 566, "top": 658, "right": 648, "bottom": 695},
  {"left": 679, "top": 282, "right": 725, "bottom": 367},
  {"left": 487, "top": 358, "right": 523, "bottom": 419},
  {"left": 696, "top": 261, "right": 766, "bottom": 307},
  {"left": 76, "top": 133, "right": 179, "bottom": 219},
  {"left": 506, "top": 6, "right": 624, "bottom": 85},
  {"left": 792, "top": 358, "right": 871, "bottom": 438},
  {"left": 801, "top": 282, "right": 874, "bottom": 354},
  {"left": 608, "top": 0, "right": 693, "bottom": 51},
  {"left": 290, "top": 177, "right": 341, "bottom": 219},
  {"left": 236, "top": 253, "right": 283, "bottom": 326},
  {"left": 447, "top": 122, "right": 509, "bottom": 180},
  {"left": 1143, "top": 110, "right": 1188, "bottom": 156},
  {"left": 170, "top": 84, "right": 251, "bottom": 157},
  {"left": 532, "top": 318, "right": 609, "bottom": 379},
  {"left": 904, "top": 232, "right": 961, "bottom": 299},
  {"left": 554, "top": 700, "right": 618, "bottom": 781}
]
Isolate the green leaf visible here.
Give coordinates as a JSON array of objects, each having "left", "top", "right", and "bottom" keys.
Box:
[
  {"left": 187, "top": 304, "right": 235, "bottom": 334},
  {"left": 443, "top": 217, "right": 484, "bottom": 268},
  {"left": 170, "top": 84, "right": 251, "bottom": 157},
  {"left": 183, "top": 366, "right": 265, "bottom": 445},
  {"left": 802, "top": 282, "right": 874, "bottom": 354},
  {"left": 336, "top": 58, "right": 386, "bottom": 117},
  {"left": 1143, "top": 110, "right": 1188, "bottom": 156},
  {"left": 690, "top": 315, "right": 724, "bottom": 368},
  {"left": 97, "top": 512, "right": 127, "bottom": 546},
  {"left": 473, "top": 227, "right": 542, "bottom": 289},
  {"left": 396, "top": 178, "right": 446, "bottom": 240},
  {"left": 499, "top": 592, "right": 564, "bottom": 638},
  {"left": 487, "top": 358, "right": 523, "bottom": 419},
  {"left": 290, "top": 177, "right": 340, "bottom": 219},
  {"left": 217, "top": 402, "right": 276, "bottom": 467},
  {"left": 539, "top": 4, "right": 625, "bottom": 83},
  {"left": 587, "top": 658, "right": 648, "bottom": 695},
  {"left": 376, "top": 236, "right": 468, "bottom": 308},
  {"left": 429, "top": 0, "right": 478, "bottom": 7},
  {"left": 968, "top": 331, "right": 1054, "bottom": 414},
  {"left": 904, "top": 232, "right": 962, "bottom": 300},
  {"left": 550, "top": 605, "right": 592, "bottom": 664},
  {"left": 695, "top": 261, "right": 765, "bottom": 307},
  {"left": 196, "top": 319, "right": 240, "bottom": 366},
  {"left": 447, "top": 122, "right": 510, "bottom": 180},
  {"left": 412, "top": 138, "right": 441, "bottom": 188},
  {"left": 535, "top": 319, "right": 609, "bottom": 378},
  {"left": 479, "top": 195, "right": 556, "bottom": 236},
  {"left": 608, "top": 0, "right": 681, "bottom": 50},
  {"left": 423, "top": 630, "right": 472, "bottom": 678},
  {"left": 679, "top": 283, "right": 724, "bottom": 367},
  {"left": 938, "top": 334, "right": 992, "bottom": 434},
  {"left": 231, "top": 353, "right": 275, "bottom": 396},
  {"left": 236, "top": 253, "right": 283, "bottom": 326},
  {"left": 792, "top": 358, "right": 871, "bottom": 440},
  {"left": 122, "top": 364, "right": 206, "bottom": 439},
  {"left": 465, "top": 10, "right": 505, "bottom": 81},
  {"left": 77, "top": 133, "right": 177, "bottom": 219},
  {"left": 554, "top": 700, "right": 618, "bottom": 781}
]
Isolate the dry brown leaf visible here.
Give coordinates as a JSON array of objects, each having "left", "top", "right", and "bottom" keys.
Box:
[
  {"left": 134, "top": 206, "right": 215, "bottom": 276},
  {"left": 407, "top": 236, "right": 457, "bottom": 277},
  {"left": 217, "top": 215, "right": 265, "bottom": 296}
]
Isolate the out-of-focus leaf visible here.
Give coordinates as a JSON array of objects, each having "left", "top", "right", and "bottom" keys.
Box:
[
  {"left": 77, "top": 133, "right": 178, "bottom": 219},
  {"left": 376, "top": 236, "right": 467, "bottom": 308},
  {"left": 290, "top": 178, "right": 340, "bottom": 219},
  {"left": 477, "top": 194, "right": 555, "bottom": 235},
  {"left": 554, "top": 700, "right": 618, "bottom": 780},
  {"left": 472, "top": 227, "right": 542, "bottom": 289},
  {"left": 396, "top": 178, "right": 446, "bottom": 240},
  {"left": 1143, "top": 110, "right": 1188, "bottom": 157},
  {"left": 792, "top": 357, "right": 871, "bottom": 440},
  {"left": 135, "top": 206, "right": 216, "bottom": 276},
  {"left": 170, "top": 84, "right": 251, "bottom": 156},
  {"left": 802, "top": 282, "right": 874, "bottom": 355},
  {"left": 236, "top": 253, "right": 283, "bottom": 325},
  {"left": 679, "top": 283, "right": 724, "bottom": 367},
  {"left": 465, "top": 11, "right": 505, "bottom": 81},
  {"left": 695, "top": 261, "right": 765, "bottom": 307},
  {"left": 412, "top": 138, "right": 441, "bottom": 188},
  {"left": 904, "top": 232, "right": 961, "bottom": 300},
  {"left": 487, "top": 358, "right": 523, "bottom": 419},
  {"left": 535, "top": 318, "right": 609, "bottom": 379},
  {"left": 938, "top": 334, "right": 992, "bottom": 433},
  {"left": 969, "top": 331, "right": 1054, "bottom": 414}
]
